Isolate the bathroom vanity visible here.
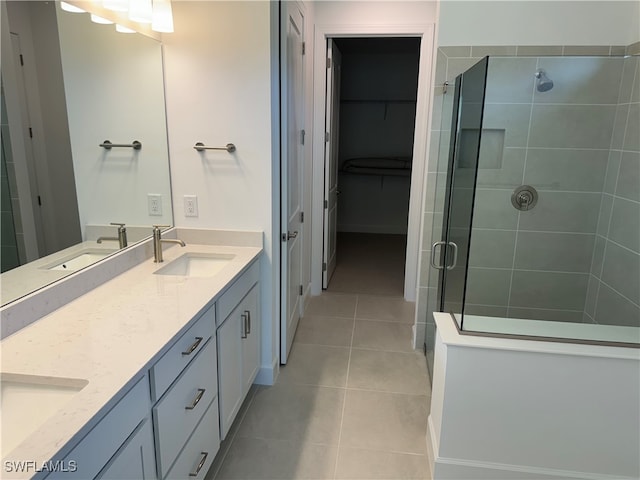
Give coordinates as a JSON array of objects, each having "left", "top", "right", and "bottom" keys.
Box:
[{"left": 0, "top": 230, "right": 263, "bottom": 480}]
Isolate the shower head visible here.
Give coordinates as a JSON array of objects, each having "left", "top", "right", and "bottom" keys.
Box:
[{"left": 535, "top": 69, "right": 554, "bottom": 92}]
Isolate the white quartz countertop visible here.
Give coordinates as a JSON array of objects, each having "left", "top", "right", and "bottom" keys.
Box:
[{"left": 0, "top": 241, "right": 262, "bottom": 478}]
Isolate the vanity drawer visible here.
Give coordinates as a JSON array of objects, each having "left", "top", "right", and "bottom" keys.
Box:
[
  {"left": 153, "top": 337, "right": 217, "bottom": 479},
  {"left": 216, "top": 260, "right": 259, "bottom": 327},
  {"left": 150, "top": 305, "right": 215, "bottom": 400},
  {"left": 165, "top": 398, "right": 220, "bottom": 480}
]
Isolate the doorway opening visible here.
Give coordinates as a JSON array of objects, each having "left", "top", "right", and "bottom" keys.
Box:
[{"left": 322, "top": 37, "right": 421, "bottom": 296}]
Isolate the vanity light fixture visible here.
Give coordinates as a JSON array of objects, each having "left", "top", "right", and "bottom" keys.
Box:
[
  {"left": 60, "top": 2, "right": 85, "bottom": 13},
  {"left": 90, "top": 14, "right": 114, "bottom": 24},
  {"left": 129, "top": 0, "right": 153, "bottom": 24},
  {"left": 151, "top": 0, "right": 174, "bottom": 33},
  {"left": 115, "top": 24, "right": 136, "bottom": 33}
]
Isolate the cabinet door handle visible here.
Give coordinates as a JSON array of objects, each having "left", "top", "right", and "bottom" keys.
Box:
[
  {"left": 189, "top": 451, "right": 209, "bottom": 477},
  {"left": 244, "top": 310, "right": 251, "bottom": 334},
  {"left": 185, "top": 388, "right": 206, "bottom": 410},
  {"left": 182, "top": 337, "right": 203, "bottom": 356},
  {"left": 241, "top": 314, "right": 248, "bottom": 339}
]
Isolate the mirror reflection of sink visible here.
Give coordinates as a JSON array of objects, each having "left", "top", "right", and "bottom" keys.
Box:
[
  {"left": 46, "top": 249, "right": 117, "bottom": 271},
  {"left": 0, "top": 373, "right": 88, "bottom": 457},
  {"left": 154, "top": 253, "right": 235, "bottom": 277}
]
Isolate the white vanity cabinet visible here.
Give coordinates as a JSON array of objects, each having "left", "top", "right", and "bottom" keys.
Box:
[
  {"left": 47, "top": 377, "right": 154, "bottom": 480},
  {"left": 216, "top": 262, "right": 261, "bottom": 440}
]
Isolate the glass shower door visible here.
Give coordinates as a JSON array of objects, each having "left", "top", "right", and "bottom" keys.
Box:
[{"left": 436, "top": 58, "right": 488, "bottom": 320}]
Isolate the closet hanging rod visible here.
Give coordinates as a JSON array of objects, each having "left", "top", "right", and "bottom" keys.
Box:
[
  {"left": 100, "top": 140, "right": 142, "bottom": 150},
  {"left": 194, "top": 142, "right": 236, "bottom": 153}
]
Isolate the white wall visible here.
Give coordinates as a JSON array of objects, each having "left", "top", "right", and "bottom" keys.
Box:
[
  {"left": 439, "top": 0, "right": 640, "bottom": 47},
  {"left": 314, "top": 1, "right": 438, "bottom": 25},
  {"left": 162, "top": 1, "right": 278, "bottom": 381}
]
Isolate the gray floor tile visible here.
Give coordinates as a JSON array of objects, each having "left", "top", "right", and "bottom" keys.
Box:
[
  {"left": 278, "top": 343, "right": 350, "bottom": 387},
  {"left": 352, "top": 320, "right": 415, "bottom": 353},
  {"left": 214, "top": 437, "right": 337, "bottom": 480},
  {"left": 306, "top": 293, "right": 358, "bottom": 318},
  {"left": 348, "top": 349, "right": 430, "bottom": 395},
  {"left": 356, "top": 295, "right": 415, "bottom": 323},
  {"left": 235, "top": 383, "right": 345, "bottom": 445},
  {"left": 340, "top": 390, "right": 429, "bottom": 454},
  {"left": 295, "top": 315, "right": 355, "bottom": 347},
  {"left": 335, "top": 447, "right": 430, "bottom": 479}
]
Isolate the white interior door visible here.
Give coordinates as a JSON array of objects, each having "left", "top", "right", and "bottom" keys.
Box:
[
  {"left": 280, "top": 3, "right": 305, "bottom": 364},
  {"left": 322, "top": 39, "right": 341, "bottom": 289}
]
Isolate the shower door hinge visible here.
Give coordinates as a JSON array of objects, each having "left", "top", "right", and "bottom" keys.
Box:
[
  {"left": 29, "top": 127, "right": 33, "bottom": 138},
  {"left": 299, "top": 285, "right": 303, "bottom": 296},
  {"left": 323, "top": 200, "right": 328, "bottom": 209},
  {"left": 326, "top": 57, "right": 331, "bottom": 69},
  {"left": 325, "top": 132, "right": 330, "bottom": 142},
  {"left": 322, "top": 262, "right": 327, "bottom": 271},
  {"left": 19, "top": 54, "right": 24, "bottom": 66},
  {"left": 37, "top": 195, "right": 42, "bottom": 206},
  {"left": 301, "top": 129, "right": 305, "bottom": 145},
  {"left": 302, "top": 42, "right": 306, "bottom": 55},
  {"left": 300, "top": 211, "right": 304, "bottom": 223}
]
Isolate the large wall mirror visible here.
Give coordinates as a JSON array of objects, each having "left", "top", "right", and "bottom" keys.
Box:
[{"left": 1, "top": 1, "right": 173, "bottom": 306}]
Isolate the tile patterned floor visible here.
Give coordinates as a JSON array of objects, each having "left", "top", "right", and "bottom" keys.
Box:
[{"left": 210, "top": 293, "right": 431, "bottom": 480}]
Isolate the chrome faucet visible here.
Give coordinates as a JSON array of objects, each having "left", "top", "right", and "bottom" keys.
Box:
[
  {"left": 152, "top": 225, "right": 186, "bottom": 263},
  {"left": 97, "top": 222, "right": 128, "bottom": 249}
]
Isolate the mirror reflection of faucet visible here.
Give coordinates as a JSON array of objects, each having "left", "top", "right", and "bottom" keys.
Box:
[
  {"left": 96, "top": 223, "right": 128, "bottom": 249},
  {"left": 152, "top": 225, "right": 186, "bottom": 263}
]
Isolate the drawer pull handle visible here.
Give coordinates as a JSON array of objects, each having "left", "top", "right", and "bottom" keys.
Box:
[
  {"left": 189, "top": 451, "right": 209, "bottom": 477},
  {"left": 185, "top": 388, "right": 206, "bottom": 410},
  {"left": 241, "top": 314, "right": 248, "bottom": 339},
  {"left": 182, "top": 337, "right": 203, "bottom": 356},
  {"left": 244, "top": 310, "right": 251, "bottom": 334}
]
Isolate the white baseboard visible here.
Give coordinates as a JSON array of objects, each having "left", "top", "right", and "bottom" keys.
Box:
[{"left": 254, "top": 356, "right": 279, "bottom": 386}]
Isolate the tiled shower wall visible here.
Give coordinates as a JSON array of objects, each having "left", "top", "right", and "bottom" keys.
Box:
[
  {"left": 585, "top": 55, "right": 640, "bottom": 326},
  {"left": 417, "top": 43, "right": 640, "bottom": 366}
]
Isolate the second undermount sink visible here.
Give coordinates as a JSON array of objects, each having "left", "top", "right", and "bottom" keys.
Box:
[
  {"left": 46, "top": 249, "right": 117, "bottom": 271},
  {"left": 0, "top": 373, "right": 88, "bottom": 457},
  {"left": 154, "top": 253, "right": 235, "bottom": 277}
]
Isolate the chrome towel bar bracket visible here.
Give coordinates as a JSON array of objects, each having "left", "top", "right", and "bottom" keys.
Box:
[
  {"left": 194, "top": 142, "right": 236, "bottom": 153},
  {"left": 100, "top": 140, "right": 142, "bottom": 150}
]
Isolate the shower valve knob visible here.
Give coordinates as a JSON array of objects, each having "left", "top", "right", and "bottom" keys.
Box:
[{"left": 511, "top": 185, "right": 538, "bottom": 211}]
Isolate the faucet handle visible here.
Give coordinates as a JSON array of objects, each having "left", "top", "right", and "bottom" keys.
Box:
[
  {"left": 110, "top": 222, "right": 126, "bottom": 231},
  {"left": 152, "top": 224, "right": 171, "bottom": 231}
]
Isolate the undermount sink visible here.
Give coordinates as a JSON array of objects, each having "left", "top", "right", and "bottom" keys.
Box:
[
  {"left": 46, "top": 249, "right": 117, "bottom": 271},
  {"left": 0, "top": 373, "right": 88, "bottom": 456},
  {"left": 154, "top": 253, "right": 235, "bottom": 277}
]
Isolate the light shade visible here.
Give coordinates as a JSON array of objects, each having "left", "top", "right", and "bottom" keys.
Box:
[
  {"left": 60, "top": 2, "right": 85, "bottom": 13},
  {"left": 152, "top": 0, "right": 174, "bottom": 33},
  {"left": 90, "top": 14, "right": 114, "bottom": 24},
  {"left": 129, "top": 0, "right": 152, "bottom": 23},
  {"left": 103, "top": 0, "right": 129, "bottom": 12},
  {"left": 115, "top": 24, "right": 136, "bottom": 33}
]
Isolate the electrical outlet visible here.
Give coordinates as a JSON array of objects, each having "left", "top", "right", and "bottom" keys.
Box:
[
  {"left": 148, "top": 194, "right": 162, "bottom": 216},
  {"left": 184, "top": 195, "right": 198, "bottom": 217}
]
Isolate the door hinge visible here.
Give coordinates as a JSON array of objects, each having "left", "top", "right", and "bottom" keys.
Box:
[
  {"left": 37, "top": 195, "right": 42, "bottom": 206},
  {"left": 323, "top": 200, "right": 328, "bottom": 209},
  {"left": 325, "top": 132, "right": 330, "bottom": 143},
  {"left": 300, "top": 211, "right": 304, "bottom": 223},
  {"left": 302, "top": 42, "right": 305, "bottom": 55},
  {"left": 281, "top": 233, "right": 287, "bottom": 242},
  {"left": 28, "top": 127, "right": 33, "bottom": 138},
  {"left": 301, "top": 129, "right": 305, "bottom": 145},
  {"left": 322, "top": 262, "right": 327, "bottom": 271},
  {"left": 19, "top": 54, "right": 24, "bottom": 66},
  {"left": 299, "top": 285, "right": 303, "bottom": 296},
  {"left": 326, "top": 57, "right": 331, "bottom": 69}
]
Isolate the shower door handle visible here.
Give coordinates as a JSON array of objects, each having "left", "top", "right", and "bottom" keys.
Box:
[
  {"left": 446, "top": 242, "right": 458, "bottom": 270},
  {"left": 430, "top": 241, "right": 447, "bottom": 270}
]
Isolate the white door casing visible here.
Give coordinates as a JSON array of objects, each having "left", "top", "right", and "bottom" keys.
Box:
[
  {"left": 311, "top": 24, "right": 435, "bottom": 302},
  {"left": 280, "top": 2, "right": 305, "bottom": 364},
  {"left": 322, "top": 39, "right": 341, "bottom": 289}
]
